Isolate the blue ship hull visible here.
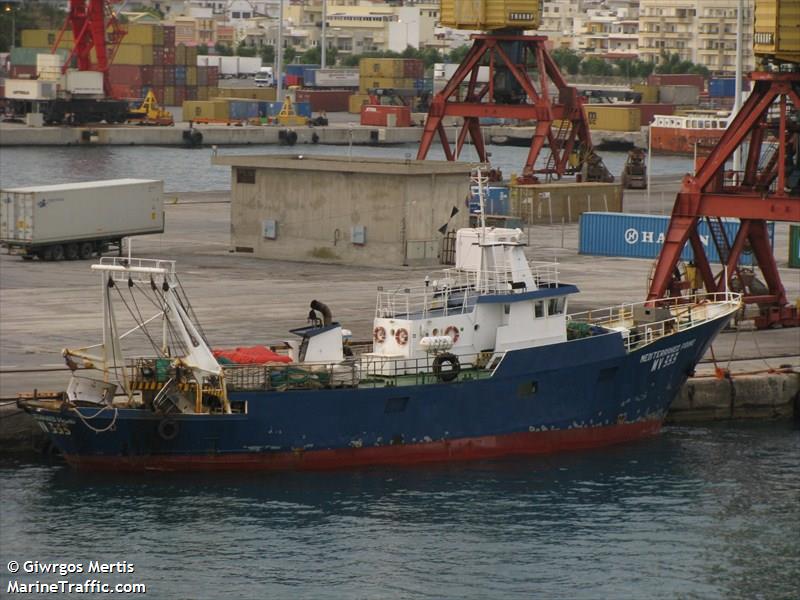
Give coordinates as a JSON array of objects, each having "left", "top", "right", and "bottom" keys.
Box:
[{"left": 27, "top": 316, "right": 727, "bottom": 471}]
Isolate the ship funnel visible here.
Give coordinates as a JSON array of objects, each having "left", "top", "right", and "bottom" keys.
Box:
[{"left": 310, "top": 299, "right": 333, "bottom": 326}]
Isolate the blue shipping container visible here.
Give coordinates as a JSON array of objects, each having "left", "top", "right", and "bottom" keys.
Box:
[
  {"left": 578, "top": 212, "right": 774, "bottom": 265},
  {"left": 303, "top": 67, "right": 319, "bottom": 86},
  {"left": 286, "top": 64, "right": 317, "bottom": 76},
  {"left": 469, "top": 185, "right": 509, "bottom": 215},
  {"left": 228, "top": 100, "right": 260, "bottom": 120}
]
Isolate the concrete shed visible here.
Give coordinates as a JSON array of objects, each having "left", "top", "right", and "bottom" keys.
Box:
[{"left": 212, "top": 154, "right": 472, "bottom": 266}]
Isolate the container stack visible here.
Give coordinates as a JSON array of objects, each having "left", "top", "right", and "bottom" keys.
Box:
[
  {"left": 181, "top": 98, "right": 311, "bottom": 123},
  {"left": 12, "top": 25, "right": 219, "bottom": 105},
  {"left": 359, "top": 58, "right": 424, "bottom": 93}
]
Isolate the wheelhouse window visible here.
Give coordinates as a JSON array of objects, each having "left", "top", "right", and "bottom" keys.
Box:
[
  {"left": 534, "top": 301, "right": 544, "bottom": 318},
  {"left": 548, "top": 297, "right": 565, "bottom": 315}
]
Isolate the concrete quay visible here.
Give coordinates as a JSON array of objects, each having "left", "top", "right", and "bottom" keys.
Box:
[
  {"left": 0, "top": 120, "right": 644, "bottom": 148},
  {"left": 1, "top": 187, "right": 798, "bottom": 453}
]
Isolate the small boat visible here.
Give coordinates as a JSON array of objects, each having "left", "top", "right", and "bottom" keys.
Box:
[
  {"left": 649, "top": 112, "right": 730, "bottom": 155},
  {"left": 21, "top": 172, "right": 741, "bottom": 472}
]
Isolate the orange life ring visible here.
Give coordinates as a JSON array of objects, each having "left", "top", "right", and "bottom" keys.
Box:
[
  {"left": 395, "top": 328, "right": 409, "bottom": 345},
  {"left": 373, "top": 326, "right": 386, "bottom": 343},
  {"left": 445, "top": 325, "right": 460, "bottom": 344}
]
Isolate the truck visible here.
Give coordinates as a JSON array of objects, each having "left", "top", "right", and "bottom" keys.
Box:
[
  {"left": 1, "top": 179, "right": 164, "bottom": 261},
  {"left": 254, "top": 67, "right": 274, "bottom": 87},
  {"left": 218, "top": 56, "right": 263, "bottom": 79}
]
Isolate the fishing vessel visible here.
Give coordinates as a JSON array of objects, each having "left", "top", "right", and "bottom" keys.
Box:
[
  {"left": 21, "top": 173, "right": 741, "bottom": 472},
  {"left": 649, "top": 112, "right": 730, "bottom": 155}
]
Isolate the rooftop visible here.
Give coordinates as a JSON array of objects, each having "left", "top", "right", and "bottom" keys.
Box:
[{"left": 212, "top": 154, "right": 476, "bottom": 176}]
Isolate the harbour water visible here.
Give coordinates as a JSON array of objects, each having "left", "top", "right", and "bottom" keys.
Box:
[
  {"left": 0, "top": 143, "right": 695, "bottom": 192},
  {"left": 1, "top": 423, "right": 797, "bottom": 599}
]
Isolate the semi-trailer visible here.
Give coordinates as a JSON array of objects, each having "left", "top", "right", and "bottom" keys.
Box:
[{"left": 1, "top": 179, "right": 164, "bottom": 261}]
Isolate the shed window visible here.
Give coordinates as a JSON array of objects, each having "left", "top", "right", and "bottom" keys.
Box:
[{"left": 237, "top": 168, "right": 256, "bottom": 184}]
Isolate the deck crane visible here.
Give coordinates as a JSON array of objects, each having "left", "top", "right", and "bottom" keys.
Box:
[
  {"left": 416, "top": 1, "right": 613, "bottom": 183},
  {"left": 647, "top": 0, "right": 800, "bottom": 329}
]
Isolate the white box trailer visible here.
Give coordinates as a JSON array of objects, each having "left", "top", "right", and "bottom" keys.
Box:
[{"left": 1, "top": 179, "right": 164, "bottom": 261}]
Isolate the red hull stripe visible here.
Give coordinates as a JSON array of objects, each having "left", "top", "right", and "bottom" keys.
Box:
[{"left": 66, "top": 420, "right": 663, "bottom": 472}]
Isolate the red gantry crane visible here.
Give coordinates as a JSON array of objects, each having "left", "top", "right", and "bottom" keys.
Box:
[
  {"left": 52, "top": 0, "right": 126, "bottom": 97},
  {"left": 647, "top": 0, "right": 799, "bottom": 329},
  {"left": 417, "top": 2, "right": 612, "bottom": 183}
]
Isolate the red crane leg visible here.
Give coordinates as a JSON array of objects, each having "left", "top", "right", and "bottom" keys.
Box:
[
  {"left": 688, "top": 230, "right": 716, "bottom": 292},
  {"left": 649, "top": 215, "right": 698, "bottom": 297},
  {"left": 416, "top": 33, "right": 603, "bottom": 180},
  {"left": 748, "top": 220, "right": 787, "bottom": 306}
]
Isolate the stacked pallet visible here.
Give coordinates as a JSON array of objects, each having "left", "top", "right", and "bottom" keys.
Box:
[{"left": 14, "top": 25, "right": 219, "bottom": 105}]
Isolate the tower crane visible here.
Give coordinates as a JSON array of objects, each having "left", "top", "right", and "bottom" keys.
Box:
[
  {"left": 416, "top": 1, "right": 613, "bottom": 184},
  {"left": 647, "top": 0, "right": 800, "bottom": 328}
]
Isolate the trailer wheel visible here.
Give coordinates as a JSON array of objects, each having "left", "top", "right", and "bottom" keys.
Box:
[
  {"left": 50, "top": 244, "right": 65, "bottom": 261},
  {"left": 64, "top": 243, "right": 79, "bottom": 260},
  {"left": 78, "top": 242, "right": 94, "bottom": 260},
  {"left": 41, "top": 246, "right": 54, "bottom": 261}
]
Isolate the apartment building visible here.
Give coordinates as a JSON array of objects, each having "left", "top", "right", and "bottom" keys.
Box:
[{"left": 639, "top": 0, "right": 754, "bottom": 73}]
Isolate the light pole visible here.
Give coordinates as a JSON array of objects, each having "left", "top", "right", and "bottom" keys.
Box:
[
  {"left": 321, "top": 0, "right": 326, "bottom": 68},
  {"left": 276, "top": 0, "right": 283, "bottom": 101}
]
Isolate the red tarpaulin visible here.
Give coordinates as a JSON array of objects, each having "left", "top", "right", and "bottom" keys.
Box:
[{"left": 213, "top": 346, "right": 292, "bottom": 364}]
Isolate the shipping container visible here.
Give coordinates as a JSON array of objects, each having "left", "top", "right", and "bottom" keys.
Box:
[
  {"left": 114, "top": 45, "right": 154, "bottom": 66},
  {"left": 635, "top": 103, "right": 675, "bottom": 126},
  {"left": 0, "top": 179, "right": 164, "bottom": 258},
  {"left": 789, "top": 224, "right": 800, "bottom": 268},
  {"left": 3, "top": 79, "right": 58, "bottom": 100},
  {"left": 184, "top": 46, "right": 198, "bottom": 67},
  {"left": 10, "top": 47, "right": 70, "bottom": 67},
  {"left": 360, "top": 105, "right": 411, "bottom": 127},
  {"left": 228, "top": 99, "right": 261, "bottom": 120},
  {"left": 359, "top": 58, "right": 417, "bottom": 79},
  {"left": 403, "top": 59, "right": 425, "bottom": 79},
  {"left": 359, "top": 77, "right": 417, "bottom": 93},
  {"left": 313, "top": 68, "right": 360, "bottom": 88},
  {"left": 349, "top": 93, "right": 370, "bottom": 114},
  {"left": 65, "top": 70, "right": 103, "bottom": 95},
  {"left": 108, "top": 64, "right": 144, "bottom": 86},
  {"left": 647, "top": 73, "right": 706, "bottom": 91},
  {"left": 20, "top": 29, "right": 72, "bottom": 48},
  {"left": 440, "top": 0, "right": 541, "bottom": 31},
  {"left": 578, "top": 212, "right": 773, "bottom": 265},
  {"left": 176, "top": 44, "right": 187, "bottom": 65},
  {"left": 658, "top": 85, "right": 700, "bottom": 106},
  {"left": 294, "top": 89, "right": 351, "bottom": 112},
  {"left": 162, "top": 25, "right": 176, "bottom": 48},
  {"left": 286, "top": 64, "right": 312, "bottom": 76},
  {"left": 583, "top": 105, "right": 641, "bottom": 131},
  {"left": 208, "top": 67, "right": 219, "bottom": 85},
  {"left": 211, "top": 87, "right": 276, "bottom": 101},
  {"left": 163, "top": 86, "right": 175, "bottom": 106},
  {"left": 109, "top": 83, "right": 141, "bottom": 99},
  {"left": 469, "top": 185, "right": 510, "bottom": 215},
  {"left": 632, "top": 84, "right": 659, "bottom": 104},
  {"left": 182, "top": 100, "right": 229, "bottom": 121},
  {"left": 9, "top": 65, "right": 37, "bottom": 79},
  {"left": 754, "top": 0, "right": 800, "bottom": 63},
  {"left": 187, "top": 66, "right": 197, "bottom": 86},
  {"left": 708, "top": 78, "right": 750, "bottom": 98},
  {"left": 302, "top": 67, "right": 319, "bottom": 86},
  {"left": 197, "top": 86, "right": 209, "bottom": 101},
  {"left": 124, "top": 24, "right": 164, "bottom": 46}
]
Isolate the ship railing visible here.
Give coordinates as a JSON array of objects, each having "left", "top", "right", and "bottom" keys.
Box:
[
  {"left": 375, "top": 261, "right": 560, "bottom": 319},
  {"left": 94, "top": 257, "right": 177, "bottom": 284},
  {"left": 567, "top": 291, "right": 741, "bottom": 352},
  {"left": 221, "top": 351, "right": 496, "bottom": 392}
]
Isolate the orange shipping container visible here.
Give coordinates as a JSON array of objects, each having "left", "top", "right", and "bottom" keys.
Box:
[{"left": 360, "top": 105, "right": 411, "bottom": 127}]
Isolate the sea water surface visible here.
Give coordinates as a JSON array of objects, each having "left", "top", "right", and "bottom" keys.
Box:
[
  {"left": 0, "top": 143, "right": 695, "bottom": 192},
  {"left": 1, "top": 423, "right": 798, "bottom": 599}
]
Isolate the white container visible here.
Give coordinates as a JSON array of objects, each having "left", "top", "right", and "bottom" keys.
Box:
[
  {"left": 219, "top": 56, "right": 240, "bottom": 77},
  {"left": 1, "top": 179, "right": 164, "bottom": 247},
  {"left": 314, "top": 68, "right": 359, "bottom": 88},
  {"left": 238, "top": 57, "right": 262, "bottom": 76},
  {"left": 36, "top": 53, "right": 63, "bottom": 80},
  {"left": 64, "top": 70, "right": 104, "bottom": 96},
  {"left": 4, "top": 79, "right": 58, "bottom": 100}
]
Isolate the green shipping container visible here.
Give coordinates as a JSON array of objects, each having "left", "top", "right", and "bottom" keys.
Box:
[{"left": 790, "top": 224, "right": 800, "bottom": 268}]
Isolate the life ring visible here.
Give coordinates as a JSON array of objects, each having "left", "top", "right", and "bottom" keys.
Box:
[
  {"left": 444, "top": 326, "right": 460, "bottom": 344},
  {"left": 432, "top": 353, "right": 460, "bottom": 382},
  {"left": 373, "top": 326, "right": 386, "bottom": 343},
  {"left": 395, "top": 328, "right": 409, "bottom": 345},
  {"left": 157, "top": 419, "right": 179, "bottom": 441}
]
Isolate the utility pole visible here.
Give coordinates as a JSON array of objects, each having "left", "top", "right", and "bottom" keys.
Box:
[
  {"left": 732, "top": 0, "right": 744, "bottom": 172},
  {"left": 321, "top": 0, "right": 327, "bottom": 68},
  {"left": 276, "top": 0, "right": 283, "bottom": 101}
]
